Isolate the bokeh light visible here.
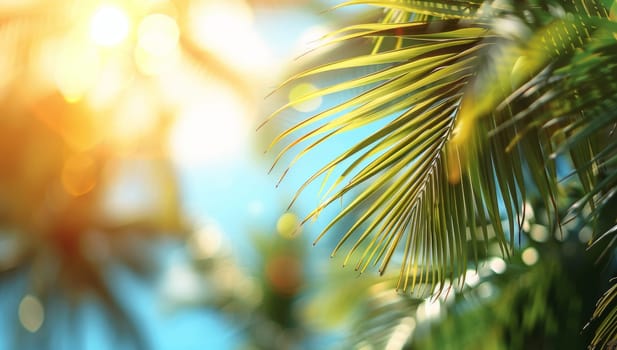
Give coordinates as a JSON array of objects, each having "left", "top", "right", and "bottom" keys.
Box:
[
  {"left": 276, "top": 212, "right": 301, "bottom": 238},
  {"left": 54, "top": 42, "right": 100, "bottom": 103},
  {"left": 189, "top": 224, "right": 224, "bottom": 259},
  {"left": 295, "top": 25, "right": 330, "bottom": 54},
  {"left": 161, "top": 262, "right": 203, "bottom": 303},
  {"left": 578, "top": 227, "right": 593, "bottom": 243},
  {"left": 87, "top": 56, "right": 134, "bottom": 108},
  {"left": 488, "top": 257, "right": 507, "bottom": 274},
  {"left": 18, "top": 295, "right": 44, "bottom": 333},
  {"left": 89, "top": 4, "right": 131, "bottom": 47},
  {"left": 384, "top": 317, "right": 416, "bottom": 350},
  {"left": 138, "top": 14, "right": 179, "bottom": 55},
  {"left": 188, "top": 0, "right": 273, "bottom": 74},
  {"left": 288, "top": 83, "right": 322, "bottom": 112},
  {"left": 521, "top": 247, "right": 539, "bottom": 266},
  {"left": 416, "top": 299, "right": 441, "bottom": 322},
  {"left": 529, "top": 224, "right": 549, "bottom": 242},
  {"left": 135, "top": 13, "right": 180, "bottom": 75},
  {"left": 109, "top": 83, "right": 159, "bottom": 146}
]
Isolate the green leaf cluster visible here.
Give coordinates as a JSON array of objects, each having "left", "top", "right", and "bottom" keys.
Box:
[{"left": 268, "top": 0, "right": 617, "bottom": 347}]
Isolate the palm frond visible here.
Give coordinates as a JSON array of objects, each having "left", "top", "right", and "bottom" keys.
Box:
[
  {"left": 268, "top": 0, "right": 616, "bottom": 299},
  {"left": 270, "top": 19, "right": 493, "bottom": 293},
  {"left": 589, "top": 279, "right": 617, "bottom": 349},
  {"left": 333, "top": 0, "right": 483, "bottom": 19}
]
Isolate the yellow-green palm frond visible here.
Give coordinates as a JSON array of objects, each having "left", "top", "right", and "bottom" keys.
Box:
[
  {"left": 333, "top": 0, "right": 483, "bottom": 19},
  {"left": 270, "top": 18, "right": 492, "bottom": 294},
  {"left": 268, "top": 0, "right": 617, "bottom": 300}
]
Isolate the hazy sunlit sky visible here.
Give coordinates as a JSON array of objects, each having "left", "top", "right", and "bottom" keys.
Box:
[{"left": 0, "top": 0, "right": 364, "bottom": 349}]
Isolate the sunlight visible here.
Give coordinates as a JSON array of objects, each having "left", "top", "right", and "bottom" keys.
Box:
[
  {"left": 188, "top": 0, "right": 252, "bottom": 47},
  {"left": 188, "top": 0, "right": 272, "bottom": 73},
  {"left": 135, "top": 13, "right": 180, "bottom": 75},
  {"left": 0, "top": 0, "right": 39, "bottom": 12},
  {"left": 110, "top": 84, "right": 159, "bottom": 147},
  {"left": 464, "top": 269, "right": 480, "bottom": 287},
  {"left": 87, "top": 56, "right": 133, "bottom": 109},
  {"left": 54, "top": 41, "right": 100, "bottom": 103},
  {"left": 169, "top": 87, "right": 247, "bottom": 167},
  {"left": 385, "top": 317, "right": 415, "bottom": 350},
  {"left": 89, "top": 4, "right": 131, "bottom": 47},
  {"left": 295, "top": 25, "right": 330, "bottom": 55},
  {"left": 101, "top": 159, "right": 166, "bottom": 224},
  {"left": 138, "top": 14, "right": 179, "bottom": 55},
  {"left": 416, "top": 299, "right": 441, "bottom": 323},
  {"left": 530, "top": 224, "right": 549, "bottom": 242}
]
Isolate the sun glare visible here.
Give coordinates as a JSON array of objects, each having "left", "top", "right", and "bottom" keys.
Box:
[
  {"left": 188, "top": 0, "right": 272, "bottom": 73},
  {"left": 90, "top": 5, "right": 131, "bottom": 47},
  {"left": 135, "top": 13, "right": 180, "bottom": 75},
  {"left": 169, "top": 88, "right": 247, "bottom": 167},
  {"left": 138, "top": 14, "right": 179, "bottom": 55},
  {"left": 295, "top": 25, "right": 330, "bottom": 55},
  {"left": 54, "top": 42, "right": 100, "bottom": 103}
]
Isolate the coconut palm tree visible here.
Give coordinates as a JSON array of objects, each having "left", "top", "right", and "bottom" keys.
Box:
[{"left": 267, "top": 0, "right": 617, "bottom": 348}]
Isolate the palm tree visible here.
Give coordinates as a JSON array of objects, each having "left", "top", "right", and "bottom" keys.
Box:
[{"left": 267, "top": 0, "right": 617, "bottom": 348}]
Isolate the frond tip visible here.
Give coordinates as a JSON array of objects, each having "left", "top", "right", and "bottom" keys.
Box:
[{"left": 588, "top": 280, "right": 617, "bottom": 349}]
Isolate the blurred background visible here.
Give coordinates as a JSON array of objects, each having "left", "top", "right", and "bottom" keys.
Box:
[
  {"left": 0, "top": 1, "right": 613, "bottom": 349},
  {"left": 0, "top": 1, "right": 349, "bottom": 349}
]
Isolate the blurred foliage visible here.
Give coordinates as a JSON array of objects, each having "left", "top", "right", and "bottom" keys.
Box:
[
  {"left": 298, "top": 186, "right": 613, "bottom": 350},
  {"left": 0, "top": 0, "right": 275, "bottom": 348},
  {"left": 173, "top": 213, "right": 311, "bottom": 350}
]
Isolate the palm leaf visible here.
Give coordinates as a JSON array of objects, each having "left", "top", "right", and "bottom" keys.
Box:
[
  {"left": 333, "top": 0, "right": 483, "bottom": 19},
  {"left": 271, "top": 20, "right": 491, "bottom": 294},
  {"left": 268, "top": 0, "right": 616, "bottom": 300},
  {"left": 589, "top": 279, "right": 617, "bottom": 349}
]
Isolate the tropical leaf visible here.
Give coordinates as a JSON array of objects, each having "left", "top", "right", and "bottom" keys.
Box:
[
  {"left": 268, "top": 0, "right": 617, "bottom": 311},
  {"left": 333, "top": 0, "right": 483, "bottom": 19},
  {"left": 589, "top": 279, "right": 617, "bottom": 350},
  {"left": 269, "top": 19, "right": 492, "bottom": 295}
]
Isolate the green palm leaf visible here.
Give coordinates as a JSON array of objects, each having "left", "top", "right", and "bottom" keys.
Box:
[
  {"left": 270, "top": 19, "right": 491, "bottom": 294},
  {"left": 268, "top": 0, "right": 617, "bottom": 309},
  {"left": 589, "top": 279, "right": 617, "bottom": 349}
]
